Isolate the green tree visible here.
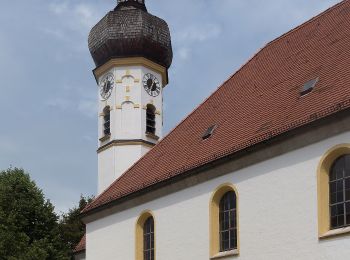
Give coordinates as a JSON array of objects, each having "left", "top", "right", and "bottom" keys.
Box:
[
  {"left": 59, "top": 195, "right": 93, "bottom": 258},
  {"left": 0, "top": 168, "right": 69, "bottom": 260}
]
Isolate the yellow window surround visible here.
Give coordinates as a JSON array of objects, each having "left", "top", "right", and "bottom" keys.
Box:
[
  {"left": 135, "top": 210, "right": 155, "bottom": 260},
  {"left": 317, "top": 144, "right": 350, "bottom": 238},
  {"left": 209, "top": 183, "right": 240, "bottom": 258}
]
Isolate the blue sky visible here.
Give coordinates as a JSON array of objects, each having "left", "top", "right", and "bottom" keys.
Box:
[{"left": 0, "top": 0, "right": 341, "bottom": 213}]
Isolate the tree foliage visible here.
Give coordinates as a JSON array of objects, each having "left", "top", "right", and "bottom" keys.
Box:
[
  {"left": 59, "top": 195, "right": 93, "bottom": 258},
  {"left": 0, "top": 168, "right": 69, "bottom": 260},
  {"left": 0, "top": 168, "right": 92, "bottom": 259}
]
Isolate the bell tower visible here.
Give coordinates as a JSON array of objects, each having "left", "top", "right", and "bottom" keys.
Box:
[{"left": 88, "top": 0, "right": 173, "bottom": 194}]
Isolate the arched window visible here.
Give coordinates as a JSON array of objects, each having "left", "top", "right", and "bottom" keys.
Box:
[
  {"left": 136, "top": 211, "right": 155, "bottom": 260},
  {"left": 143, "top": 217, "right": 154, "bottom": 260},
  {"left": 103, "top": 106, "right": 111, "bottom": 136},
  {"left": 146, "top": 104, "right": 156, "bottom": 135},
  {"left": 329, "top": 155, "right": 350, "bottom": 229},
  {"left": 219, "top": 191, "right": 237, "bottom": 252},
  {"left": 317, "top": 144, "right": 350, "bottom": 238},
  {"left": 210, "top": 184, "right": 239, "bottom": 257}
]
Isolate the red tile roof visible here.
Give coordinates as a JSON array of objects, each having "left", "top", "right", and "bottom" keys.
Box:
[
  {"left": 74, "top": 234, "right": 86, "bottom": 253},
  {"left": 83, "top": 0, "right": 350, "bottom": 215}
]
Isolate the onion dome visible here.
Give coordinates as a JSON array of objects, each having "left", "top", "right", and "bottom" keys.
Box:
[{"left": 88, "top": 0, "right": 173, "bottom": 69}]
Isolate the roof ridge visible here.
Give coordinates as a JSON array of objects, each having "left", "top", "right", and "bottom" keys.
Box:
[{"left": 265, "top": 0, "right": 347, "bottom": 47}]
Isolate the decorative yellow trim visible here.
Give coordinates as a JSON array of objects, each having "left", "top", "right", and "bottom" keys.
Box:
[
  {"left": 93, "top": 57, "right": 168, "bottom": 86},
  {"left": 134, "top": 104, "right": 140, "bottom": 108},
  {"left": 317, "top": 144, "right": 350, "bottom": 238},
  {"left": 99, "top": 113, "right": 104, "bottom": 117},
  {"left": 126, "top": 86, "right": 131, "bottom": 92},
  {"left": 142, "top": 105, "right": 147, "bottom": 110},
  {"left": 155, "top": 110, "right": 161, "bottom": 115},
  {"left": 116, "top": 79, "right": 123, "bottom": 84},
  {"left": 209, "top": 183, "right": 240, "bottom": 257},
  {"left": 146, "top": 133, "right": 160, "bottom": 141},
  {"left": 116, "top": 105, "right": 122, "bottom": 109},
  {"left": 134, "top": 78, "right": 140, "bottom": 83},
  {"left": 125, "top": 96, "right": 130, "bottom": 101},
  {"left": 135, "top": 210, "right": 156, "bottom": 260}
]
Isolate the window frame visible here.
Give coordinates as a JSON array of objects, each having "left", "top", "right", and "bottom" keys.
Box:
[
  {"left": 219, "top": 191, "right": 237, "bottom": 252},
  {"left": 145, "top": 104, "right": 156, "bottom": 136},
  {"left": 136, "top": 211, "right": 156, "bottom": 260},
  {"left": 210, "top": 184, "right": 239, "bottom": 259},
  {"left": 317, "top": 144, "right": 350, "bottom": 238},
  {"left": 329, "top": 155, "right": 350, "bottom": 229},
  {"left": 103, "top": 106, "right": 111, "bottom": 136},
  {"left": 143, "top": 217, "right": 154, "bottom": 260}
]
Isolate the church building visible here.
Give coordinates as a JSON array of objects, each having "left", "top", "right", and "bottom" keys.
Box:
[{"left": 74, "top": 0, "right": 350, "bottom": 259}]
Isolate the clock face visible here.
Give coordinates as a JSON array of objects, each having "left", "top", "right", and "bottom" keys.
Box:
[
  {"left": 99, "top": 73, "right": 114, "bottom": 100},
  {"left": 143, "top": 73, "right": 161, "bottom": 97}
]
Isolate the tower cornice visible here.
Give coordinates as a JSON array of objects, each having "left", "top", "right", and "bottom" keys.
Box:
[{"left": 93, "top": 57, "right": 169, "bottom": 86}]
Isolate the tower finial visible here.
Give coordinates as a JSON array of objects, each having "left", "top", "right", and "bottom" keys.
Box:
[{"left": 116, "top": 0, "right": 147, "bottom": 11}]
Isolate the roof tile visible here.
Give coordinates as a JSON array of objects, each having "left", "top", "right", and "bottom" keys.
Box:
[{"left": 74, "top": 234, "right": 86, "bottom": 253}]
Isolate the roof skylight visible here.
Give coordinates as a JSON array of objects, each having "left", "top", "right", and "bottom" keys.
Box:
[
  {"left": 300, "top": 78, "right": 319, "bottom": 96},
  {"left": 202, "top": 125, "right": 217, "bottom": 140}
]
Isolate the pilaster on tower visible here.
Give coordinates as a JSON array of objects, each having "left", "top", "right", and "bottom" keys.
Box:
[{"left": 88, "top": 0, "right": 173, "bottom": 194}]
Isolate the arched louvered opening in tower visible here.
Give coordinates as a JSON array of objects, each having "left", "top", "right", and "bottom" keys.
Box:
[
  {"left": 146, "top": 104, "right": 156, "bottom": 135},
  {"left": 103, "top": 106, "right": 111, "bottom": 136}
]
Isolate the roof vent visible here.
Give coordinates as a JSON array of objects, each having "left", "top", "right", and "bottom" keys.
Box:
[
  {"left": 202, "top": 125, "right": 217, "bottom": 140},
  {"left": 300, "top": 78, "right": 319, "bottom": 96}
]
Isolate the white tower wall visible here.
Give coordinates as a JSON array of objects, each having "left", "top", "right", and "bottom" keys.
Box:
[{"left": 96, "top": 60, "right": 166, "bottom": 194}]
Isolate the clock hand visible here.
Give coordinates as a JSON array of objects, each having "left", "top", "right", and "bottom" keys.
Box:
[{"left": 152, "top": 82, "right": 157, "bottom": 91}]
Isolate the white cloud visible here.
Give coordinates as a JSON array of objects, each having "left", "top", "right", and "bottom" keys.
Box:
[
  {"left": 0, "top": 136, "right": 19, "bottom": 155},
  {"left": 176, "top": 23, "right": 222, "bottom": 44},
  {"left": 82, "top": 134, "right": 94, "bottom": 142},
  {"left": 78, "top": 99, "right": 97, "bottom": 118},
  {"left": 178, "top": 47, "right": 190, "bottom": 60},
  {"left": 49, "top": 2, "right": 68, "bottom": 15},
  {"left": 45, "top": 98, "right": 72, "bottom": 111},
  {"left": 75, "top": 4, "right": 98, "bottom": 30},
  {"left": 48, "top": 1, "right": 100, "bottom": 33},
  {"left": 173, "top": 23, "right": 222, "bottom": 61},
  {"left": 41, "top": 28, "right": 65, "bottom": 40}
]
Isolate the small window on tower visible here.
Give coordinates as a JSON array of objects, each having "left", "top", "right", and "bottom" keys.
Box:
[
  {"left": 103, "top": 106, "right": 111, "bottom": 136},
  {"left": 146, "top": 104, "right": 156, "bottom": 135}
]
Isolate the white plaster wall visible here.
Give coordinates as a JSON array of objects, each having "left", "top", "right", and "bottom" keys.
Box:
[
  {"left": 97, "top": 148, "right": 114, "bottom": 194},
  {"left": 88, "top": 131, "right": 350, "bottom": 260},
  {"left": 98, "top": 145, "right": 145, "bottom": 194}
]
